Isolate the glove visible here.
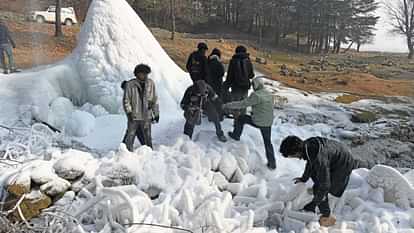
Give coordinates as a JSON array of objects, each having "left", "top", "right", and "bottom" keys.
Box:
[
  {"left": 153, "top": 115, "right": 159, "bottom": 123},
  {"left": 293, "top": 177, "right": 307, "bottom": 184},
  {"left": 303, "top": 201, "right": 316, "bottom": 213}
]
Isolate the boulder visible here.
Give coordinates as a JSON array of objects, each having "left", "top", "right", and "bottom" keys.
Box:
[
  {"left": 351, "top": 111, "right": 378, "bottom": 123},
  {"left": 40, "top": 177, "right": 71, "bottom": 197},
  {"left": 30, "top": 161, "right": 58, "bottom": 185},
  {"left": 7, "top": 172, "right": 31, "bottom": 196},
  {"left": 54, "top": 149, "right": 93, "bottom": 180},
  {"left": 7, "top": 190, "right": 52, "bottom": 221}
]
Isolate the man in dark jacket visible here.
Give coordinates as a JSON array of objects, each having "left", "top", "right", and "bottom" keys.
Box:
[
  {"left": 0, "top": 20, "right": 16, "bottom": 74},
  {"left": 223, "top": 45, "right": 255, "bottom": 117},
  {"left": 207, "top": 48, "right": 225, "bottom": 98},
  {"left": 279, "top": 136, "right": 369, "bottom": 227},
  {"left": 186, "top": 42, "right": 209, "bottom": 83},
  {"left": 122, "top": 64, "right": 159, "bottom": 151},
  {"left": 181, "top": 80, "right": 227, "bottom": 142}
]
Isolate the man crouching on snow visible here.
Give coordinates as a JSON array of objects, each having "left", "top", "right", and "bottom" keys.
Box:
[
  {"left": 279, "top": 136, "right": 369, "bottom": 227},
  {"left": 122, "top": 64, "right": 159, "bottom": 151}
]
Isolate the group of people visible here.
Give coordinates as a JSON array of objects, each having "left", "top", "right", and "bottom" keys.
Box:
[
  {"left": 120, "top": 42, "right": 370, "bottom": 227},
  {"left": 0, "top": 20, "right": 17, "bottom": 74}
]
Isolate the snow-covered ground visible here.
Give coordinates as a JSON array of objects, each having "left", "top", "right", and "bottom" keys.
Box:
[{"left": 0, "top": 0, "right": 413, "bottom": 233}]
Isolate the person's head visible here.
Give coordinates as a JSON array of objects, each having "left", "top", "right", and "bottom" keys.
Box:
[
  {"left": 134, "top": 64, "right": 151, "bottom": 81},
  {"left": 210, "top": 48, "right": 221, "bottom": 58},
  {"left": 279, "top": 136, "right": 304, "bottom": 159},
  {"left": 252, "top": 77, "right": 265, "bottom": 91},
  {"left": 197, "top": 42, "right": 208, "bottom": 55},
  {"left": 195, "top": 80, "right": 208, "bottom": 96},
  {"left": 235, "top": 45, "right": 247, "bottom": 54}
]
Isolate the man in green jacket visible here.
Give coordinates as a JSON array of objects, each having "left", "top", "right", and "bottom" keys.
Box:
[{"left": 223, "top": 77, "right": 276, "bottom": 170}]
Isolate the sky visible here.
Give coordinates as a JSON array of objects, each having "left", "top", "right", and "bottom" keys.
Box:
[{"left": 361, "top": 0, "right": 407, "bottom": 53}]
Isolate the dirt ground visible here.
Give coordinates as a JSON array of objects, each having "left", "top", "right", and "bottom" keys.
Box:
[{"left": 3, "top": 18, "right": 414, "bottom": 100}]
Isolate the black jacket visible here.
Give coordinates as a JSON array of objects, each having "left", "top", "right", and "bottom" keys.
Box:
[
  {"left": 207, "top": 55, "right": 225, "bottom": 97},
  {"left": 224, "top": 52, "right": 254, "bottom": 91},
  {"left": 0, "top": 24, "right": 15, "bottom": 47},
  {"left": 180, "top": 83, "right": 223, "bottom": 124},
  {"left": 301, "top": 137, "right": 358, "bottom": 204},
  {"left": 186, "top": 51, "right": 208, "bottom": 83}
]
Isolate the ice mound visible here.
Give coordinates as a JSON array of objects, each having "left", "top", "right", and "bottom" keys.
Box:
[{"left": 73, "top": 0, "right": 189, "bottom": 113}]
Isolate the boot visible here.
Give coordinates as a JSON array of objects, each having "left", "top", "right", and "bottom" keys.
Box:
[
  {"left": 319, "top": 215, "right": 336, "bottom": 227},
  {"left": 228, "top": 132, "right": 240, "bottom": 141},
  {"left": 3, "top": 69, "right": 8, "bottom": 74},
  {"left": 217, "top": 133, "right": 227, "bottom": 142},
  {"left": 267, "top": 162, "right": 276, "bottom": 170}
]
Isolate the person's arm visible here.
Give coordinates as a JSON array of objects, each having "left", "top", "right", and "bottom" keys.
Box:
[
  {"left": 301, "top": 162, "right": 312, "bottom": 182},
  {"left": 6, "top": 27, "right": 16, "bottom": 48},
  {"left": 123, "top": 83, "right": 133, "bottom": 115},
  {"left": 218, "top": 61, "right": 225, "bottom": 78},
  {"left": 151, "top": 81, "right": 159, "bottom": 119},
  {"left": 247, "top": 59, "right": 255, "bottom": 79},
  {"left": 180, "top": 88, "right": 192, "bottom": 110},
  {"left": 223, "top": 59, "right": 234, "bottom": 89},
  {"left": 186, "top": 53, "right": 192, "bottom": 73},
  {"left": 224, "top": 92, "right": 260, "bottom": 110}
]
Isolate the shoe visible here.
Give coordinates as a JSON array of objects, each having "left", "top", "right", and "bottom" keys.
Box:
[
  {"left": 228, "top": 132, "right": 240, "bottom": 141},
  {"left": 267, "top": 163, "right": 276, "bottom": 170},
  {"left": 3, "top": 69, "right": 8, "bottom": 74},
  {"left": 217, "top": 134, "right": 227, "bottom": 142},
  {"left": 319, "top": 215, "right": 336, "bottom": 227},
  {"left": 10, "top": 68, "right": 20, "bottom": 73}
]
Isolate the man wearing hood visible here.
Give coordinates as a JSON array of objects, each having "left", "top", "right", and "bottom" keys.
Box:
[
  {"left": 207, "top": 48, "right": 225, "bottom": 97},
  {"left": 224, "top": 77, "right": 276, "bottom": 170},
  {"left": 186, "top": 42, "right": 209, "bottom": 83},
  {"left": 0, "top": 20, "right": 17, "bottom": 74},
  {"left": 223, "top": 45, "right": 255, "bottom": 116},
  {"left": 181, "top": 80, "right": 227, "bottom": 142},
  {"left": 122, "top": 64, "right": 159, "bottom": 151},
  {"left": 279, "top": 136, "right": 370, "bottom": 227}
]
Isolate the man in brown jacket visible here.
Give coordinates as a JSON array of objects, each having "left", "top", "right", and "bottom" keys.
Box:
[{"left": 122, "top": 64, "right": 159, "bottom": 151}]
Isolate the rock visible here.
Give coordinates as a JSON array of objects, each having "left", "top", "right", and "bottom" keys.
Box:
[
  {"left": 218, "top": 155, "right": 238, "bottom": 180},
  {"left": 54, "top": 149, "right": 94, "bottom": 180},
  {"left": 7, "top": 190, "right": 52, "bottom": 221},
  {"left": 40, "top": 177, "right": 71, "bottom": 197},
  {"left": 7, "top": 172, "right": 31, "bottom": 196},
  {"left": 31, "top": 161, "right": 58, "bottom": 185},
  {"left": 71, "top": 176, "right": 92, "bottom": 193},
  {"left": 55, "top": 191, "right": 76, "bottom": 206},
  {"left": 256, "top": 57, "right": 267, "bottom": 64},
  {"left": 351, "top": 111, "right": 378, "bottom": 123}
]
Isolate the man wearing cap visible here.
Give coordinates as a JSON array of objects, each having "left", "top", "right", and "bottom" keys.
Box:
[
  {"left": 0, "top": 20, "right": 17, "bottom": 74},
  {"left": 186, "top": 42, "right": 209, "bottom": 83},
  {"left": 122, "top": 64, "right": 159, "bottom": 151}
]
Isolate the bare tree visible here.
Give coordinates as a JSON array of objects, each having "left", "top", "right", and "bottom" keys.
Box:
[
  {"left": 170, "top": 0, "right": 176, "bottom": 40},
  {"left": 387, "top": 0, "right": 414, "bottom": 58},
  {"left": 55, "top": 0, "right": 63, "bottom": 37}
]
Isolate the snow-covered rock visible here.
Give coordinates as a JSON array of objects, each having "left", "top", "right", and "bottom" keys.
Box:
[
  {"left": 30, "top": 161, "right": 58, "bottom": 185},
  {"left": 54, "top": 149, "right": 94, "bottom": 180},
  {"left": 218, "top": 154, "right": 238, "bottom": 180},
  {"left": 367, "top": 165, "right": 414, "bottom": 209},
  {"left": 47, "top": 97, "right": 74, "bottom": 129},
  {"left": 65, "top": 110, "right": 96, "bottom": 137},
  {"left": 7, "top": 171, "right": 31, "bottom": 196},
  {"left": 40, "top": 177, "right": 71, "bottom": 197}
]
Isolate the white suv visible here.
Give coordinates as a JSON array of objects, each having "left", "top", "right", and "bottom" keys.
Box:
[{"left": 29, "top": 6, "right": 78, "bottom": 26}]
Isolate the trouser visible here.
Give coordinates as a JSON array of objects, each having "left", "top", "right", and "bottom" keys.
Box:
[
  {"left": 123, "top": 119, "right": 152, "bottom": 151},
  {"left": 233, "top": 115, "right": 276, "bottom": 167},
  {"left": 0, "top": 44, "right": 15, "bottom": 71},
  {"left": 230, "top": 88, "right": 248, "bottom": 118},
  {"left": 184, "top": 120, "right": 224, "bottom": 139},
  {"left": 317, "top": 193, "right": 331, "bottom": 217}
]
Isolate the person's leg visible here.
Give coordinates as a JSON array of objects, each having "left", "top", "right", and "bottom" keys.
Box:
[
  {"left": 184, "top": 121, "right": 195, "bottom": 139},
  {"left": 230, "top": 115, "right": 253, "bottom": 140},
  {"left": 136, "top": 122, "right": 146, "bottom": 146},
  {"left": 318, "top": 194, "right": 331, "bottom": 217},
  {"left": 123, "top": 119, "right": 139, "bottom": 152},
  {"left": 0, "top": 47, "right": 6, "bottom": 73},
  {"left": 5, "top": 45, "right": 15, "bottom": 71},
  {"left": 143, "top": 122, "right": 153, "bottom": 148},
  {"left": 259, "top": 127, "right": 276, "bottom": 169}
]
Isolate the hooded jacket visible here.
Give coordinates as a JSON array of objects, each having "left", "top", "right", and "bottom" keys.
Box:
[
  {"left": 186, "top": 50, "right": 208, "bottom": 82},
  {"left": 224, "top": 78, "right": 274, "bottom": 127},
  {"left": 301, "top": 137, "right": 358, "bottom": 204},
  {"left": 207, "top": 55, "right": 225, "bottom": 95},
  {"left": 123, "top": 78, "right": 159, "bottom": 121},
  {"left": 224, "top": 52, "right": 255, "bottom": 90},
  {"left": 0, "top": 24, "right": 15, "bottom": 47}
]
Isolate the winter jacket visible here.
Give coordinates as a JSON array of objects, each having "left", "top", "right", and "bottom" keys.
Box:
[
  {"left": 181, "top": 82, "right": 223, "bottom": 124},
  {"left": 0, "top": 24, "right": 15, "bottom": 47},
  {"left": 224, "top": 79, "right": 274, "bottom": 127},
  {"left": 123, "top": 78, "right": 159, "bottom": 121},
  {"left": 301, "top": 137, "right": 358, "bottom": 205},
  {"left": 207, "top": 55, "right": 225, "bottom": 96},
  {"left": 224, "top": 52, "right": 255, "bottom": 91},
  {"left": 186, "top": 51, "right": 208, "bottom": 82}
]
